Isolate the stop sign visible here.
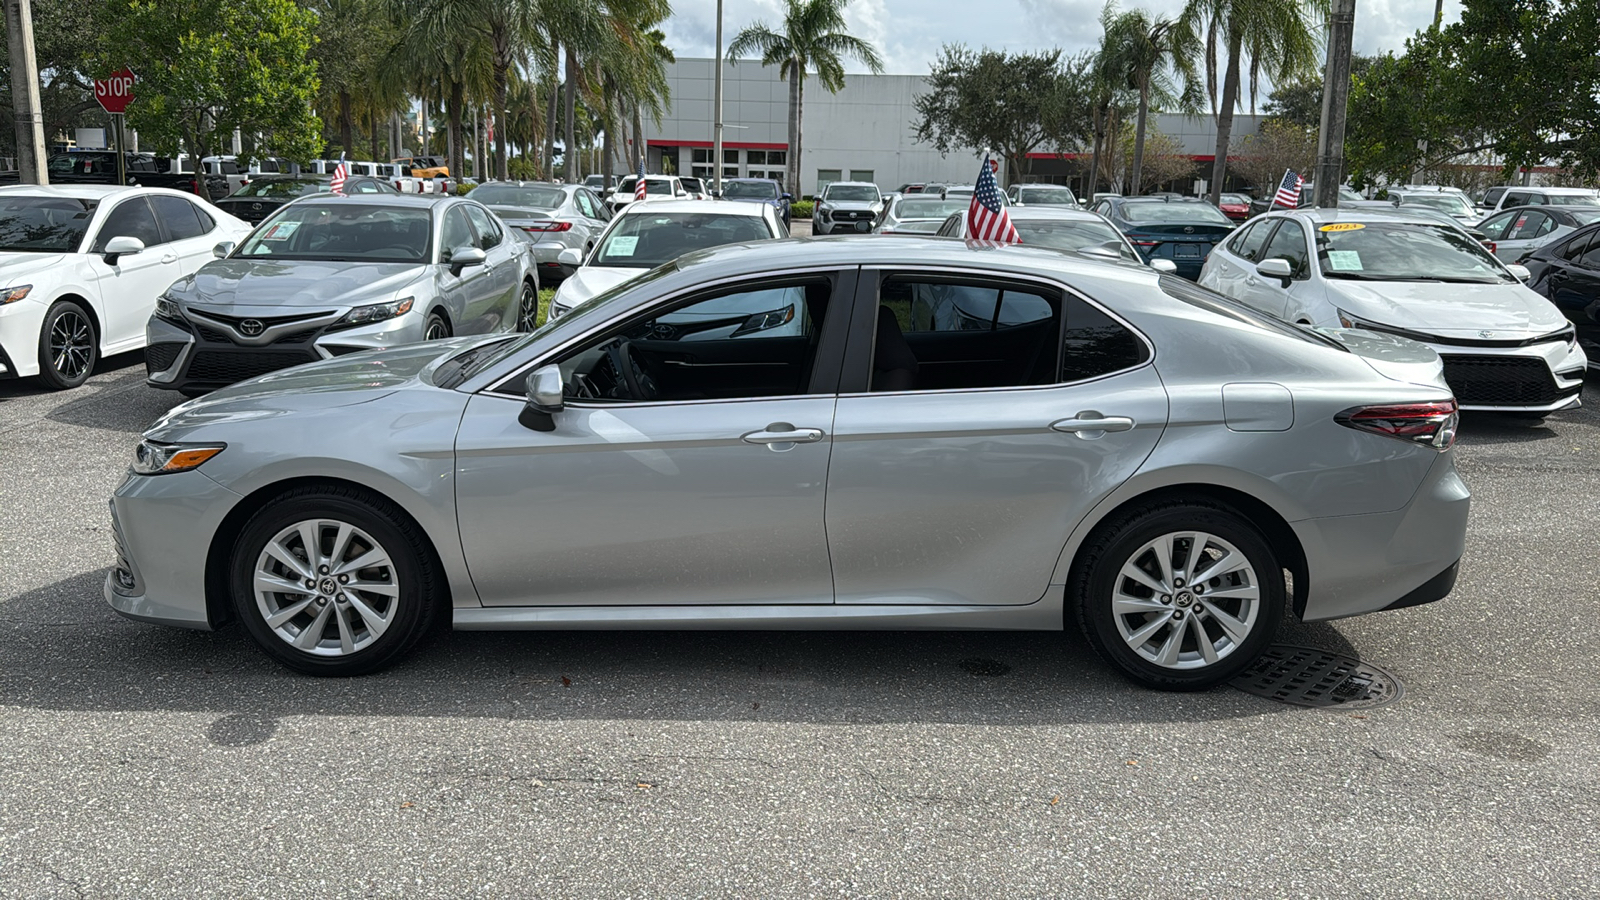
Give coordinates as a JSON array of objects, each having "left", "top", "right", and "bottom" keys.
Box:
[{"left": 94, "top": 69, "right": 136, "bottom": 114}]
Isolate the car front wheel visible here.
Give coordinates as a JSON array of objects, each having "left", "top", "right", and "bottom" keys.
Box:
[
  {"left": 1072, "top": 500, "right": 1283, "bottom": 690},
  {"left": 231, "top": 488, "right": 442, "bottom": 676},
  {"left": 36, "top": 300, "right": 98, "bottom": 390}
]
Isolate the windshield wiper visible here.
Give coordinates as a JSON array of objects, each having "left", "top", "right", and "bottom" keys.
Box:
[{"left": 1323, "top": 271, "right": 1388, "bottom": 280}]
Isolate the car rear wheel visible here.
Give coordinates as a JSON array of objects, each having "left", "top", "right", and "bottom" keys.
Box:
[
  {"left": 1072, "top": 500, "right": 1283, "bottom": 690},
  {"left": 424, "top": 311, "right": 451, "bottom": 341},
  {"left": 36, "top": 300, "right": 98, "bottom": 390},
  {"left": 516, "top": 281, "right": 538, "bottom": 332},
  {"left": 231, "top": 488, "right": 442, "bottom": 676}
]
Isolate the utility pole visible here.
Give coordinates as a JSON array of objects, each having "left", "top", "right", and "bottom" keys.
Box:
[
  {"left": 1313, "top": 0, "right": 1356, "bottom": 208},
  {"left": 713, "top": 0, "right": 724, "bottom": 196},
  {"left": 5, "top": 0, "right": 49, "bottom": 184}
]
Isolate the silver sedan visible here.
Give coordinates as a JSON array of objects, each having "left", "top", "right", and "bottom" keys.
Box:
[
  {"left": 470, "top": 182, "right": 611, "bottom": 283},
  {"left": 107, "top": 239, "right": 1469, "bottom": 689}
]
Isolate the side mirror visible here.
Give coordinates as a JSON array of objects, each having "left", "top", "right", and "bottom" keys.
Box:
[
  {"left": 1506, "top": 263, "right": 1531, "bottom": 283},
  {"left": 213, "top": 241, "right": 235, "bottom": 259},
  {"left": 518, "top": 364, "right": 564, "bottom": 432},
  {"left": 102, "top": 235, "right": 145, "bottom": 265},
  {"left": 557, "top": 247, "right": 583, "bottom": 267},
  {"left": 1150, "top": 259, "right": 1179, "bottom": 274},
  {"left": 1256, "top": 257, "right": 1295, "bottom": 287},
  {"left": 448, "top": 245, "right": 487, "bottom": 276},
  {"left": 781, "top": 192, "right": 793, "bottom": 201}
]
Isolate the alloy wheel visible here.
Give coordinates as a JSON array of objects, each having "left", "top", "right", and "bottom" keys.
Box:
[
  {"left": 424, "top": 316, "right": 450, "bottom": 341},
  {"left": 517, "top": 284, "right": 537, "bottom": 331},
  {"left": 1110, "top": 530, "right": 1260, "bottom": 669},
  {"left": 49, "top": 311, "right": 94, "bottom": 380},
  {"left": 253, "top": 518, "right": 401, "bottom": 657}
]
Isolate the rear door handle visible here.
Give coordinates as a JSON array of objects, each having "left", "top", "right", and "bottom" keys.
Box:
[
  {"left": 742, "top": 423, "right": 825, "bottom": 446},
  {"left": 1051, "top": 413, "right": 1135, "bottom": 438}
]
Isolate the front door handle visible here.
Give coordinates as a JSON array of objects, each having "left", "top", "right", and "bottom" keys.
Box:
[
  {"left": 1244, "top": 276, "right": 1260, "bottom": 286},
  {"left": 1051, "top": 412, "right": 1135, "bottom": 439},
  {"left": 160, "top": 254, "right": 179, "bottom": 264},
  {"left": 741, "top": 423, "right": 825, "bottom": 446}
]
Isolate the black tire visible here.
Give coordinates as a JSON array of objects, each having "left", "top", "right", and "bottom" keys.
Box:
[
  {"left": 230, "top": 487, "right": 444, "bottom": 676},
  {"left": 36, "top": 300, "right": 98, "bottom": 390},
  {"left": 1070, "top": 499, "right": 1284, "bottom": 691},
  {"left": 424, "top": 310, "right": 451, "bottom": 341},
  {"left": 516, "top": 280, "right": 538, "bottom": 332}
]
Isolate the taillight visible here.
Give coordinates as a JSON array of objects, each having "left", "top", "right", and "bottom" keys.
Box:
[
  {"left": 1336, "top": 400, "right": 1459, "bottom": 450},
  {"left": 1130, "top": 239, "right": 1159, "bottom": 247},
  {"left": 1484, "top": 241, "right": 1496, "bottom": 253},
  {"left": 519, "top": 221, "right": 573, "bottom": 233}
]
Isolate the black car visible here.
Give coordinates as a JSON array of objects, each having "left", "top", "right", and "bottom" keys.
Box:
[
  {"left": 213, "top": 175, "right": 399, "bottom": 224},
  {"left": 1521, "top": 221, "right": 1600, "bottom": 364},
  {"left": 1089, "top": 196, "right": 1236, "bottom": 279}
]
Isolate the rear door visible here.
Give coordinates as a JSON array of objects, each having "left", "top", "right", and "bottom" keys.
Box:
[
  {"left": 822, "top": 268, "right": 1167, "bottom": 607},
  {"left": 1496, "top": 210, "right": 1555, "bottom": 262}
]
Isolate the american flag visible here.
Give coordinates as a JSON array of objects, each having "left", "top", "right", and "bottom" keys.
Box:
[
  {"left": 1273, "top": 169, "right": 1303, "bottom": 208},
  {"left": 330, "top": 155, "right": 349, "bottom": 196},
  {"left": 967, "top": 154, "right": 1019, "bottom": 243},
  {"left": 634, "top": 157, "right": 647, "bottom": 201}
]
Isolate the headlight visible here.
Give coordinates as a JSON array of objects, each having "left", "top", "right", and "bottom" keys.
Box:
[
  {"left": 336, "top": 297, "right": 414, "bottom": 327},
  {"left": 0, "top": 284, "right": 32, "bottom": 305},
  {"left": 132, "top": 440, "right": 226, "bottom": 475},
  {"left": 549, "top": 302, "right": 570, "bottom": 319},
  {"left": 731, "top": 304, "right": 795, "bottom": 337},
  {"left": 153, "top": 294, "right": 184, "bottom": 322}
]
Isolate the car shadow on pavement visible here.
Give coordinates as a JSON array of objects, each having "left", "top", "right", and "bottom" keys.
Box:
[
  {"left": 4, "top": 570, "right": 1365, "bottom": 746},
  {"left": 0, "top": 350, "right": 147, "bottom": 401}
]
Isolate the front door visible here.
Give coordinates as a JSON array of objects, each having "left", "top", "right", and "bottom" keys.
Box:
[
  {"left": 823, "top": 269, "right": 1168, "bottom": 606},
  {"left": 454, "top": 270, "right": 855, "bottom": 606},
  {"left": 1243, "top": 218, "right": 1311, "bottom": 320},
  {"left": 464, "top": 204, "right": 519, "bottom": 331},
  {"left": 86, "top": 195, "right": 184, "bottom": 348}
]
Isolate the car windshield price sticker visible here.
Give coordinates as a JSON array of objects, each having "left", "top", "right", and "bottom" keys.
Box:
[
  {"left": 1319, "top": 222, "right": 1365, "bottom": 233},
  {"left": 1327, "top": 250, "right": 1364, "bottom": 270},
  {"left": 608, "top": 236, "right": 639, "bottom": 256},
  {"left": 261, "top": 221, "right": 300, "bottom": 241}
]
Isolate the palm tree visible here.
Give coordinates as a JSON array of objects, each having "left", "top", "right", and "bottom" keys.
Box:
[
  {"left": 1180, "top": 0, "right": 1327, "bottom": 204},
  {"left": 1100, "top": 4, "right": 1197, "bottom": 195},
  {"left": 728, "top": 0, "right": 884, "bottom": 194}
]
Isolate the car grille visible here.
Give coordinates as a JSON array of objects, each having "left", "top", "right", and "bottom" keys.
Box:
[
  {"left": 835, "top": 210, "right": 870, "bottom": 221},
  {"left": 185, "top": 349, "right": 318, "bottom": 383},
  {"left": 1439, "top": 355, "right": 1572, "bottom": 406},
  {"left": 188, "top": 311, "right": 332, "bottom": 346},
  {"left": 193, "top": 323, "right": 232, "bottom": 343},
  {"left": 144, "top": 342, "right": 184, "bottom": 374}
]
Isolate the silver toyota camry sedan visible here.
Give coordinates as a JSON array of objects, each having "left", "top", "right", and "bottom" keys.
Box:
[{"left": 107, "top": 239, "right": 1470, "bottom": 690}]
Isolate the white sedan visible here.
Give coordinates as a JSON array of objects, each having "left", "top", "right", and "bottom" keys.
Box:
[
  {"left": 1199, "top": 208, "right": 1586, "bottom": 415},
  {"left": 549, "top": 199, "right": 788, "bottom": 318},
  {"left": 0, "top": 185, "right": 251, "bottom": 389}
]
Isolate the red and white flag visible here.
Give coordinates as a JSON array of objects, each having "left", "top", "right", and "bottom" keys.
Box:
[
  {"left": 1273, "top": 169, "right": 1303, "bottom": 208},
  {"left": 330, "top": 155, "right": 349, "bottom": 196},
  {"left": 967, "top": 154, "right": 1019, "bottom": 243}
]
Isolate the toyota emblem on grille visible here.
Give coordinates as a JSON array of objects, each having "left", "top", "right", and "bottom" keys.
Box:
[
  {"left": 239, "top": 319, "right": 265, "bottom": 336},
  {"left": 1479, "top": 330, "right": 1495, "bottom": 339},
  {"left": 250, "top": 202, "right": 262, "bottom": 211},
  {"left": 1183, "top": 226, "right": 1195, "bottom": 233}
]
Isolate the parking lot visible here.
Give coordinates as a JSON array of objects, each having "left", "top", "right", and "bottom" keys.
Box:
[{"left": 0, "top": 353, "right": 1596, "bottom": 897}]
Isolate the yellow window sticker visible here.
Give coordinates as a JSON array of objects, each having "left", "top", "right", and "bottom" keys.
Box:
[{"left": 1318, "top": 222, "right": 1365, "bottom": 233}]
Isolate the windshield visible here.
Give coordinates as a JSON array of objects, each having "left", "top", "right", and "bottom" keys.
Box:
[
  {"left": 825, "top": 185, "right": 879, "bottom": 202},
  {"left": 723, "top": 181, "right": 779, "bottom": 200},
  {"left": 593, "top": 211, "right": 774, "bottom": 268},
  {"left": 1569, "top": 209, "right": 1600, "bottom": 226},
  {"left": 232, "top": 179, "right": 325, "bottom": 199},
  {"left": 1014, "top": 220, "right": 1136, "bottom": 260},
  {"left": 1018, "top": 187, "right": 1078, "bottom": 205},
  {"left": 1121, "top": 202, "right": 1234, "bottom": 225},
  {"left": 1220, "top": 193, "right": 1252, "bottom": 205},
  {"left": 1316, "top": 221, "right": 1513, "bottom": 283},
  {"left": 644, "top": 180, "right": 674, "bottom": 196},
  {"left": 895, "top": 198, "right": 968, "bottom": 220},
  {"left": 470, "top": 185, "right": 567, "bottom": 209},
  {"left": 0, "top": 196, "right": 98, "bottom": 253},
  {"left": 1544, "top": 193, "right": 1600, "bottom": 207},
  {"left": 236, "top": 204, "right": 433, "bottom": 262},
  {"left": 1400, "top": 193, "right": 1474, "bottom": 216}
]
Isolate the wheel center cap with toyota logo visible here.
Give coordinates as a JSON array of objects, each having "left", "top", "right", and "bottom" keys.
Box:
[{"left": 238, "top": 319, "right": 265, "bottom": 337}]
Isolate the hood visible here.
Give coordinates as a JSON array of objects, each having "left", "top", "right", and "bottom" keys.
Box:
[
  {"left": 1311, "top": 327, "right": 1448, "bottom": 392},
  {"left": 176, "top": 259, "right": 428, "bottom": 314},
  {"left": 146, "top": 335, "right": 500, "bottom": 437},
  {"left": 0, "top": 251, "right": 71, "bottom": 279},
  {"left": 1327, "top": 278, "right": 1567, "bottom": 340},
  {"left": 820, "top": 200, "right": 880, "bottom": 211},
  {"left": 551, "top": 265, "right": 639, "bottom": 308}
]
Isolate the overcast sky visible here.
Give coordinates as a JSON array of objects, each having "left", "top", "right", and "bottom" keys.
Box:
[{"left": 661, "top": 0, "right": 1459, "bottom": 80}]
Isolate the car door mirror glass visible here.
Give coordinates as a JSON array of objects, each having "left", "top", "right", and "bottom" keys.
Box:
[
  {"left": 1257, "top": 258, "right": 1294, "bottom": 285},
  {"left": 1150, "top": 258, "right": 1178, "bottom": 274},
  {"left": 213, "top": 241, "right": 235, "bottom": 259},
  {"left": 102, "top": 235, "right": 145, "bottom": 264},
  {"left": 519, "top": 364, "right": 564, "bottom": 431}
]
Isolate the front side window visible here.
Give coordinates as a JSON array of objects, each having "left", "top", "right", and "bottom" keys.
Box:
[
  {"left": 1260, "top": 220, "right": 1309, "bottom": 276},
  {"left": 1507, "top": 211, "right": 1551, "bottom": 241},
  {"left": 556, "top": 278, "right": 834, "bottom": 403},
  {"left": 592, "top": 211, "right": 773, "bottom": 269},
  {"left": 0, "top": 196, "right": 98, "bottom": 253},
  {"left": 440, "top": 207, "right": 476, "bottom": 257},
  {"left": 237, "top": 204, "right": 434, "bottom": 262},
  {"left": 464, "top": 205, "right": 504, "bottom": 249},
  {"left": 91, "top": 197, "right": 165, "bottom": 251}
]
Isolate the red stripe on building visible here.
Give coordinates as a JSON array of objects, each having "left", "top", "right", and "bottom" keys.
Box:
[
  {"left": 650, "top": 140, "right": 789, "bottom": 150},
  {"left": 1023, "top": 152, "right": 1240, "bottom": 162}
]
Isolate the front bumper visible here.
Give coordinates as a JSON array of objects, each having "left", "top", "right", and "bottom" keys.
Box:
[
  {"left": 1295, "top": 450, "right": 1470, "bottom": 622},
  {"left": 1419, "top": 336, "right": 1586, "bottom": 412},
  {"left": 817, "top": 210, "right": 875, "bottom": 233},
  {"left": 146, "top": 308, "right": 429, "bottom": 392},
  {"left": 105, "top": 469, "right": 244, "bottom": 630}
]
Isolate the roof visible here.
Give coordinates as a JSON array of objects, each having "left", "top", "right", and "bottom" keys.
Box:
[
  {"left": 0, "top": 184, "right": 158, "bottom": 199},
  {"left": 292, "top": 193, "right": 456, "bottom": 209},
  {"left": 1497, "top": 185, "right": 1598, "bottom": 195},
  {"left": 620, "top": 198, "right": 769, "bottom": 216},
  {"left": 824, "top": 181, "right": 880, "bottom": 189}
]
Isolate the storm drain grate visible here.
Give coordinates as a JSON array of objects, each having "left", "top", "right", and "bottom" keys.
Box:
[{"left": 1230, "top": 645, "right": 1404, "bottom": 709}]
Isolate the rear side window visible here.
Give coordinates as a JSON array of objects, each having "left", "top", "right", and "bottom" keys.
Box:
[
  {"left": 1580, "top": 233, "right": 1600, "bottom": 269},
  {"left": 1060, "top": 296, "right": 1149, "bottom": 382},
  {"left": 1478, "top": 212, "right": 1514, "bottom": 241},
  {"left": 149, "top": 195, "right": 208, "bottom": 240},
  {"left": 1560, "top": 230, "right": 1596, "bottom": 262}
]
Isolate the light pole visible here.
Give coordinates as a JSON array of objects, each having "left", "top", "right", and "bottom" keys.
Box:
[
  {"left": 713, "top": 0, "right": 724, "bottom": 196},
  {"left": 5, "top": 0, "right": 49, "bottom": 185},
  {"left": 1314, "top": 0, "right": 1356, "bottom": 208}
]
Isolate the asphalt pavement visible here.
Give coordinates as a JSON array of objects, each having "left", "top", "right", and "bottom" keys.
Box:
[{"left": 2, "top": 351, "right": 1598, "bottom": 898}]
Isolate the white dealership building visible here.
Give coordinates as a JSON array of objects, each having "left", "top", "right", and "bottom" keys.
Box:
[{"left": 639, "top": 58, "right": 1264, "bottom": 197}]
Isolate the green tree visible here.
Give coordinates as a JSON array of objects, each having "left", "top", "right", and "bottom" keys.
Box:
[
  {"left": 105, "top": 0, "right": 323, "bottom": 199},
  {"left": 728, "top": 0, "right": 884, "bottom": 193},
  {"left": 1099, "top": 4, "right": 1197, "bottom": 196},
  {"left": 913, "top": 46, "right": 1094, "bottom": 182},
  {"left": 1178, "top": 0, "right": 1328, "bottom": 203},
  {"left": 0, "top": 2, "right": 113, "bottom": 158}
]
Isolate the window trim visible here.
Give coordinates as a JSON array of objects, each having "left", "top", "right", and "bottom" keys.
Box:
[
  {"left": 482, "top": 266, "right": 860, "bottom": 402},
  {"left": 835, "top": 265, "right": 1155, "bottom": 397},
  {"left": 89, "top": 194, "right": 166, "bottom": 253}
]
